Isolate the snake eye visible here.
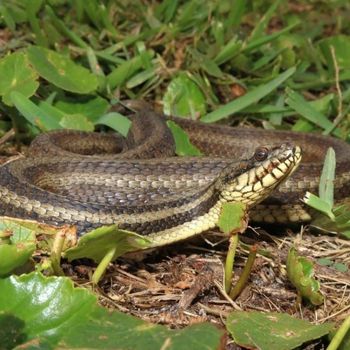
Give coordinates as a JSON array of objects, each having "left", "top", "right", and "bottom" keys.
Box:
[{"left": 254, "top": 147, "right": 269, "bottom": 161}]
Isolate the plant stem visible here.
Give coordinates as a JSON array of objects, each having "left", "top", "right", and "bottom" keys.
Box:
[
  {"left": 326, "top": 315, "right": 350, "bottom": 350},
  {"left": 224, "top": 233, "right": 239, "bottom": 294},
  {"left": 229, "top": 244, "right": 257, "bottom": 300},
  {"left": 92, "top": 247, "right": 117, "bottom": 284},
  {"left": 51, "top": 228, "right": 66, "bottom": 276}
]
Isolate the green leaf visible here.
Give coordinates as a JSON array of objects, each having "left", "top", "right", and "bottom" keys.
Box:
[
  {"left": 287, "top": 247, "right": 324, "bottom": 305},
  {"left": 0, "top": 51, "right": 38, "bottom": 106},
  {"left": 95, "top": 112, "right": 132, "bottom": 137},
  {"left": 302, "top": 192, "right": 335, "bottom": 220},
  {"left": 218, "top": 203, "right": 247, "bottom": 234},
  {"left": 64, "top": 225, "right": 150, "bottom": 263},
  {"left": 0, "top": 273, "right": 224, "bottom": 349},
  {"left": 166, "top": 120, "right": 202, "bottom": 156},
  {"left": 226, "top": 311, "right": 333, "bottom": 350},
  {"left": 59, "top": 114, "right": 94, "bottom": 131},
  {"left": 55, "top": 97, "right": 109, "bottom": 122},
  {"left": 163, "top": 73, "right": 207, "bottom": 117},
  {"left": 27, "top": 46, "right": 98, "bottom": 94},
  {"left": 243, "top": 21, "right": 300, "bottom": 54},
  {"left": 107, "top": 50, "right": 154, "bottom": 89},
  {"left": 126, "top": 66, "right": 157, "bottom": 89},
  {"left": 189, "top": 48, "right": 223, "bottom": 78},
  {"left": 285, "top": 88, "right": 340, "bottom": 137},
  {"left": 11, "top": 91, "right": 61, "bottom": 131},
  {"left": 317, "top": 258, "right": 333, "bottom": 266},
  {"left": 201, "top": 67, "right": 295, "bottom": 123},
  {"left": 0, "top": 219, "right": 36, "bottom": 276},
  {"left": 214, "top": 38, "right": 242, "bottom": 65},
  {"left": 310, "top": 202, "right": 350, "bottom": 238},
  {"left": 332, "top": 263, "right": 348, "bottom": 273},
  {"left": 319, "top": 35, "right": 350, "bottom": 70},
  {"left": 319, "top": 147, "right": 335, "bottom": 206},
  {"left": 248, "top": 0, "right": 283, "bottom": 41},
  {"left": 0, "top": 4, "right": 16, "bottom": 31}
]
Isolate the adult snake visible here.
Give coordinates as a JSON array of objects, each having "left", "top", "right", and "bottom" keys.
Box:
[{"left": 0, "top": 104, "right": 349, "bottom": 247}]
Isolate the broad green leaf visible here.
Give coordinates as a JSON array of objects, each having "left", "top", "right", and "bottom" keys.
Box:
[
  {"left": 0, "top": 273, "right": 224, "bottom": 349},
  {"left": 0, "top": 219, "right": 36, "bottom": 276},
  {"left": 287, "top": 247, "right": 324, "bottom": 305},
  {"left": 310, "top": 202, "right": 350, "bottom": 238},
  {"left": 36, "top": 101, "right": 95, "bottom": 132},
  {"left": 218, "top": 203, "right": 247, "bottom": 234},
  {"left": 64, "top": 225, "right": 150, "bottom": 263},
  {"left": 55, "top": 97, "right": 109, "bottom": 122},
  {"left": 95, "top": 112, "right": 131, "bottom": 137},
  {"left": 319, "top": 35, "right": 350, "bottom": 70},
  {"left": 163, "top": 73, "right": 207, "bottom": 117},
  {"left": 166, "top": 120, "right": 202, "bottom": 156},
  {"left": 39, "top": 100, "right": 67, "bottom": 120},
  {"left": 0, "top": 51, "right": 38, "bottom": 106},
  {"left": 201, "top": 67, "right": 295, "bottom": 122},
  {"left": 27, "top": 46, "right": 98, "bottom": 93},
  {"left": 11, "top": 91, "right": 61, "bottom": 131},
  {"left": 0, "top": 217, "right": 77, "bottom": 276},
  {"left": 59, "top": 114, "right": 94, "bottom": 131},
  {"left": 226, "top": 311, "right": 333, "bottom": 350},
  {"left": 319, "top": 147, "right": 335, "bottom": 206},
  {"left": 302, "top": 192, "right": 335, "bottom": 220}
]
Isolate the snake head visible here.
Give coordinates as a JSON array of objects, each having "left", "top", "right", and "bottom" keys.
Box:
[{"left": 218, "top": 143, "right": 302, "bottom": 208}]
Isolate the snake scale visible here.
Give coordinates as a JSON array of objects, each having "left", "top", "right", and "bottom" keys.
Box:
[{"left": 0, "top": 103, "right": 349, "bottom": 247}]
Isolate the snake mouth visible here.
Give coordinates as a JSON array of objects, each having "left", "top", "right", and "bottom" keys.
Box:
[{"left": 219, "top": 144, "right": 302, "bottom": 207}]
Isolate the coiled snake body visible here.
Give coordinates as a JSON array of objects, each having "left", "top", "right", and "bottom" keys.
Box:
[{"left": 0, "top": 106, "right": 349, "bottom": 247}]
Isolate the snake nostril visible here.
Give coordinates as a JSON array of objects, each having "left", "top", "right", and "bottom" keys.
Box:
[{"left": 254, "top": 147, "right": 269, "bottom": 162}]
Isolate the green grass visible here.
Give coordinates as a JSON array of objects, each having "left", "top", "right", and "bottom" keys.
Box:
[{"left": 0, "top": 0, "right": 348, "bottom": 139}]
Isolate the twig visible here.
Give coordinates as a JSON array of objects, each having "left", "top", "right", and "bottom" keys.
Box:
[
  {"left": 331, "top": 46, "right": 342, "bottom": 120},
  {"left": 0, "top": 128, "right": 15, "bottom": 146}
]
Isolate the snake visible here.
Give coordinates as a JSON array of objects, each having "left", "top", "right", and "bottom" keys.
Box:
[{"left": 0, "top": 104, "right": 349, "bottom": 248}]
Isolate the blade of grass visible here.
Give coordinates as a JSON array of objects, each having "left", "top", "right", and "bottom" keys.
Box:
[
  {"left": 45, "top": 5, "right": 88, "bottom": 49},
  {"left": 225, "top": 0, "right": 246, "bottom": 29},
  {"left": 285, "top": 88, "right": 341, "bottom": 137},
  {"left": 107, "top": 51, "right": 154, "bottom": 89},
  {"left": 201, "top": 67, "right": 295, "bottom": 123},
  {"left": 248, "top": 0, "right": 283, "bottom": 41},
  {"left": 214, "top": 38, "right": 242, "bottom": 66},
  {"left": 319, "top": 147, "right": 336, "bottom": 207},
  {"left": 243, "top": 22, "right": 300, "bottom": 54}
]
